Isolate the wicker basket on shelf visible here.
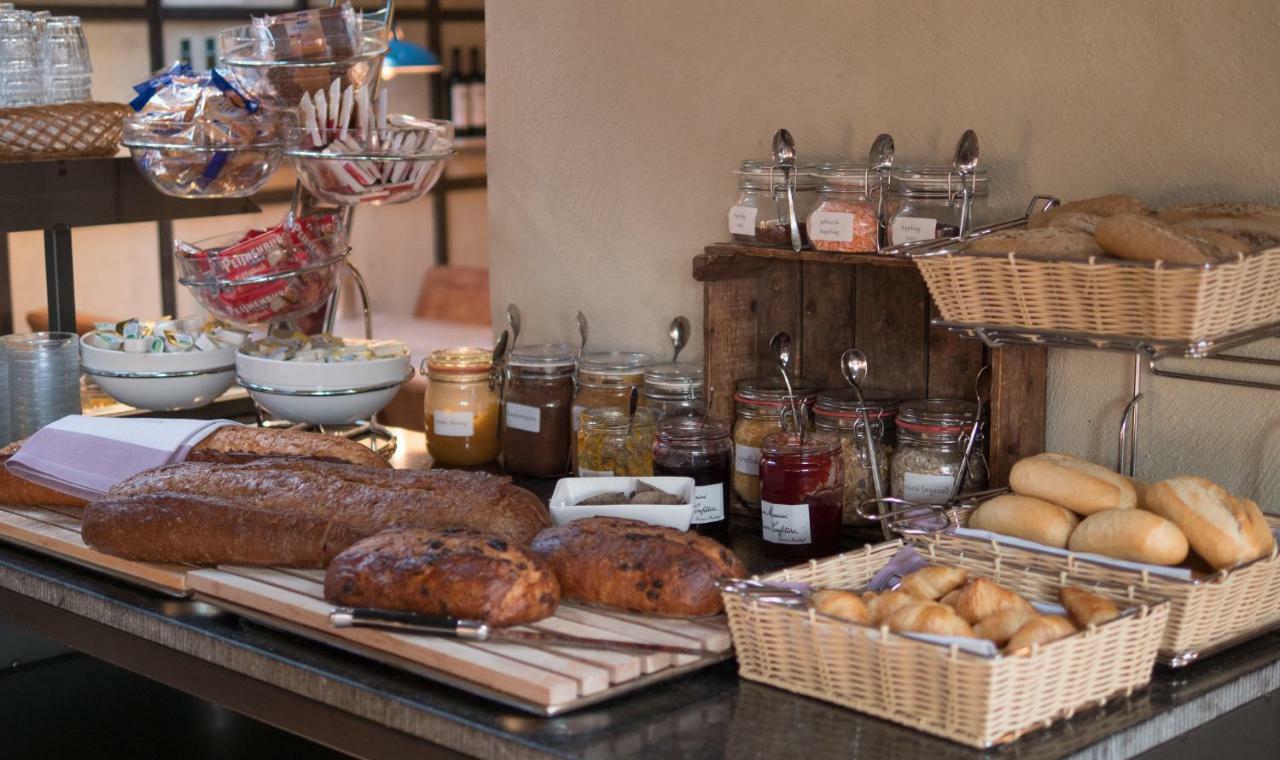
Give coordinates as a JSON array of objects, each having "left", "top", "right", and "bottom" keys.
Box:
[
  {"left": 0, "top": 102, "right": 130, "bottom": 162},
  {"left": 722, "top": 540, "right": 1168, "bottom": 748},
  {"left": 915, "top": 248, "right": 1280, "bottom": 343}
]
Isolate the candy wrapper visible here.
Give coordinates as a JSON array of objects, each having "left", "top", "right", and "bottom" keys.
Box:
[
  {"left": 241, "top": 331, "right": 408, "bottom": 363},
  {"left": 86, "top": 316, "right": 244, "bottom": 354}
]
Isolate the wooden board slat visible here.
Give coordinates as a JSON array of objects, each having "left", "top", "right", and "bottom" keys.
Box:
[
  {"left": 703, "top": 243, "right": 916, "bottom": 269},
  {"left": 552, "top": 605, "right": 707, "bottom": 666},
  {"left": 989, "top": 344, "right": 1049, "bottom": 487},
  {"left": 799, "top": 261, "right": 856, "bottom": 387},
  {"left": 2, "top": 504, "right": 86, "bottom": 531},
  {"left": 926, "top": 302, "right": 987, "bottom": 400},
  {"left": 703, "top": 269, "right": 763, "bottom": 421},
  {"left": 601, "top": 610, "right": 734, "bottom": 652},
  {"left": 853, "top": 264, "right": 930, "bottom": 397},
  {"left": 528, "top": 617, "right": 666, "bottom": 676},
  {"left": 755, "top": 261, "right": 802, "bottom": 377}
]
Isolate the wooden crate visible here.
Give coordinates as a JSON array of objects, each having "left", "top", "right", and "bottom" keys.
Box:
[{"left": 692, "top": 243, "right": 1047, "bottom": 490}]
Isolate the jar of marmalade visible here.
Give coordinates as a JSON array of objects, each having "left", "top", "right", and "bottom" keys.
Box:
[
  {"left": 423, "top": 347, "right": 500, "bottom": 467},
  {"left": 577, "top": 406, "right": 657, "bottom": 477},
  {"left": 759, "top": 432, "right": 843, "bottom": 560}
]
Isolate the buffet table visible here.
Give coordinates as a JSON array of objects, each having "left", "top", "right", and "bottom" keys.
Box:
[{"left": 0, "top": 428, "right": 1276, "bottom": 760}]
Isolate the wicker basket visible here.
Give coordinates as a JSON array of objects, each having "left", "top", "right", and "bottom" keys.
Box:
[
  {"left": 922, "top": 512, "right": 1280, "bottom": 666},
  {"left": 723, "top": 540, "right": 1168, "bottom": 748},
  {"left": 914, "top": 249, "right": 1280, "bottom": 343},
  {"left": 0, "top": 102, "right": 130, "bottom": 162}
]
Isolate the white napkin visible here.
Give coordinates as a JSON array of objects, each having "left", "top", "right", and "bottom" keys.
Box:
[{"left": 5, "top": 415, "right": 239, "bottom": 501}]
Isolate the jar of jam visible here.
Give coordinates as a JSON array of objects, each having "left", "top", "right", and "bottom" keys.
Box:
[
  {"left": 813, "top": 390, "right": 897, "bottom": 526},
  {"left": 502, "top": 343, "right": 576, "bottom": 478},
  {"left": 886, "top": 165, "right": 990, "bottom": 246},
  {"left": 732, "top": 377, "right": 817, "bottom": 509},
  {"left": 759, "top": 432, "right": 843, "bottom": 559},
  {"left": 808, "top": 163, "right": 879, "bottom": 253},
  {"left": 652, "top": 416, "right": 732, "bottom": 536},
  {"left": 571, "top": 351, "right": 651, "bottom": 470},
  {"left": 729, "top": 160, "right": 818, "bottom": 247},
  {"left": 891, "top": 398, "right": 988, "bottom": 505},
  {"left": 640, "top": 362, "right": 705, "bottom": 420},
  {"left": 422, "top": 347, "right": 500, "bottom": 467},
  {"left": 577, "top": 407, "right": 657, "bottom": 477}
]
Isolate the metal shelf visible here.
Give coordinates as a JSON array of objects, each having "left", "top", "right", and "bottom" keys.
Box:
[{"left": 933, "top": 319, "right": 1280, "bottom": 361}]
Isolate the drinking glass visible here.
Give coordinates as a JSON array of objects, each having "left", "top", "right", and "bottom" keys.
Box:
[
  {"left": 40, "top": 16, "right": 92, "bottom": 104},
  {"left": 0, "top": 12, "right": 41, "bottom": 107},
  {"left": 3, "top": 332, "right": 82, "bottom": 439}
]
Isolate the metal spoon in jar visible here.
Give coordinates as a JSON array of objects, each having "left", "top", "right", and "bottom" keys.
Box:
[
  {"left": 771, "top": 128, "right": 803, "bottom": 252},
  {"left": 669, "top": 316, "right": 690, "bottom": 363},
  {"left": 625, "top": 385, "right": 640, "bottom": 435},
  {"left": 769, "top": 331, "right": 802, "bottom": 438},
  {"left": 489, "top": 329, "right": 509, "bottom": 391},
  {"left": 700, "top": 386, "right": 715, "bottom": 430},
  {"left": 506, "top": 303, "right": 522, "bottom": 351},
  {"left": 842, "top": 349, "right": 888, "bottom": 537},
  {"left": 868, "top": 133, "right": 895, "bottom": 251},
  {"left": 949, "top": 364, "right": 991, "bottom": 502},
  {"left": 576, "top": 310, "right": 589, "bottom": 362},
  {"left": 951, "top": 129, "right": 980, "bottom": 238}
]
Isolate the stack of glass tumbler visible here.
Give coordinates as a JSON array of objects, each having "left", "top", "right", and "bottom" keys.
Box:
[
  {"left": 0, "top": 7, "right": 93, "bottom": 108},
  {"left": 0, "top": 332, "right": 82, "bottom": 444}
]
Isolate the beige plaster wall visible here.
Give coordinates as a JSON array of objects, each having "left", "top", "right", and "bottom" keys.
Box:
[{"left": 487, "top": 0, "right": 1280, "bottom": 507}]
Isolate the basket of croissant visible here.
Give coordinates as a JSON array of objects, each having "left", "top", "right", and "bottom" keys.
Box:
[
  {"left": 720, "top": 540, "right": 1168, "bottom": 748},
  {"left": 915, "top": 195, "right": 1280, "bottom": 343}
]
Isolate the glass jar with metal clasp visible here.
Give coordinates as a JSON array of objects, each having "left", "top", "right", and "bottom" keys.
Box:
[
  {"left": 640, "top": 362, "right": 705, "bottom": 420},
  {"left": 728, "top": 160, "right": 818, "bottom": 248},
  {"left": 886, "top": 165, "right": 990, "bottom": 246},
  {"left": 890, "top": 398, "right": 987, "bottom": 506}
]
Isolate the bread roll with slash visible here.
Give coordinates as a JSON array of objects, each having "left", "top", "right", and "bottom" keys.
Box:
[
  {"left": 1094, "top": 214, "right": 1225, "bottom": 265},
  {"left": 1142, "top": 476, "right": 1275, "bottom": 570},
  {"left": 1068, "top": 509, "right": 1189, "bottom": 566},
  {"left": 968, "top": 494, "right": 1080, "bottom": 548},
  {"left": 1009, "top": 452, "right": 1137, "bottom": 516}
]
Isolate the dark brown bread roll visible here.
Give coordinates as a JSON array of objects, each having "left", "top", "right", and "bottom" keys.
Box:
[
  {"left": 325, "top": 528, "right": 561, "bottom": 627},
  {"left": 530, "top": 517, "right": 746, "bottom": 617}
]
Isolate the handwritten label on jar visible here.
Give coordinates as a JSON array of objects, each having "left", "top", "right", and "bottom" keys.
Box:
[
  {"left": 432, "top": 410, "right": 474, "bottom": 438},
  {"left": 692, "top": 484, "right": 725, "bottom": 524},
  {"left": 761, "top": 501, "right": 811, "bottom": 544},
  {"left": 734, "top": 444, "right": 761, "bottom": 475},
  {"left": 809, "top": 211, "right": 854, "bottom": 242},
  {"left": 729, "top": 205, "right": 758, "bottom": 236},
  {"left": 505, "top": 402, "right": 541, "bottom": 434},
  {"left": 891, "top": 216, "right": 938, "bottom": 245},
  {"left": 902, "top": 472, "right": 956, "bottom": 503},
  {"left": 579, "top": 467, "right": 614, "bottom": 477}
]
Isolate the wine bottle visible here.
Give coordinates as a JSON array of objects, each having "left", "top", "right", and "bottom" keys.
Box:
[
  {"left": 448, "top": 48, "right": 471, "bottom": 136},
  {"left": 204, "top": 38, "right": 217, "bottom": 71},
  {"left": 467, "top": 47, "right": 486, "bottom": 138},
  {"left": 178, "top": 38, "right": 192, "bottom": 67}
]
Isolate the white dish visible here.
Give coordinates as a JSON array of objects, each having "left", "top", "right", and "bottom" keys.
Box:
[
  {"left": 235, "top": 341, "right": 411, "bottom": 425},
  {"left": 80, "top": 336, "right": 236, "bottom": 411},
  {"left": 548, "top": 477, "right": 695, "bottom": 531}
]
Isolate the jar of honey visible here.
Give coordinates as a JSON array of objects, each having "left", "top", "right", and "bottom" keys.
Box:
[
  {"left": 759, "top": 431, "right": 843, "bottom": 560},
  {"left": 423, "top": 347, "right": 500, "bottom": 467}
]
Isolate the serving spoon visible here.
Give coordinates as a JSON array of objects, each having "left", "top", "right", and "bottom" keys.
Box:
[
  {"left": 769, "top": 331, "right": 801, "bottom": 437},
  {"left": 841, "top": 348, "right": 888, "bottom": 537},
  {"left": 771, "top": 129, "right": 803, "bottom": 252},
  {"left": 576, "top": 310, "right": 589, "bottom": 361},
  {"left": 669, "top": 316, "right": 690, "bottom": 363},
  {"left": 506, "top": 303, "right": 522, "bottom": 351},
  {"left": 951, "top": 129, "right": 980, "bottom": 237},
  {"left": 868, "top": 133, "right": 895, "bottom": 250}
]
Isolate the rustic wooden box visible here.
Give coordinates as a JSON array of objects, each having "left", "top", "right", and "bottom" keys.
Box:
[{"left": 692, "top": 243, "right": 1047, "bottom": 491}]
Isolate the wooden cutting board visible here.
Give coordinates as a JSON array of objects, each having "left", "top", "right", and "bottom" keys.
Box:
[
  {"left": 187, "top": 565, "right": 733, "bottom": 714},
  {"left": 0, "top": 503, "right": 191, "bottom": 595}
]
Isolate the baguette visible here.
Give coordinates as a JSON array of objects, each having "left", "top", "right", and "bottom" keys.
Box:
[
  {"left": 1005, "top": 615, "right": 1076, "bottom": 653},
  {"left": 968, "top": 494, "right": 1080, "bottom": 548},
  {"left": 529, "top": 517, "right": 745, "bottom": 617},
  {"left": 1027, "top": 194, "right": 1149, "bottom": 229},
  {"left": 886, "top": 602, "right": 975, "bottom": 638},
  {"left": 951, "top": 578, "right": 1033, "bottom": 624},
  {"left": 324, "top": 528, "right": 561, "bottom": 627},
  {"left": 1009, "top": 452, "right": 1137, "bottom": 516},
  {"left": 1067, "top": 509, "right": 1189, "bottom": 566},
  {"left": 1142, "top": 477, "right": 1275, "bottom": 570},
  {"left": 812, "top": 589, "right": 869, "bottom": 624},
  {"left": 1094, "top": 214, "right": 1222, "bottom": 265},
  {"left": 898, "top": 566, "right": 968, "bottom": 601},
  {"left": 1060, "top": 587, "right": 1120, "bottom": 628},
  {"left": 964, "top": 228, "right": 1104, "bottom": 261}
]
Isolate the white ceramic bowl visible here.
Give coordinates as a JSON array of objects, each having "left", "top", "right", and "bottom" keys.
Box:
[
  {"left": 235, "top": 341, "right": 411, "bottom": 425},
  {"left": 80, "top": 336, "right": 237, "bottom": 411},
  {"left": 549, "top": 477, "right": 695, "bottom": 531}
]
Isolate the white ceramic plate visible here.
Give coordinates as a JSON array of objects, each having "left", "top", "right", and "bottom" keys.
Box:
[
  {"left": 548, "top": 476, "right": 695, "bottom": 531},
  {"left": 80, "top": 336, "right": 236, "bottom": 411}
]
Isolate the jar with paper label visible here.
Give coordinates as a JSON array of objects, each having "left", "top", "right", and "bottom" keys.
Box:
[
  {"left": 728, "top": 160, "right": 818, "bottom": 247},
  {"left": 759, "top": 431, "right": 843, "bottom": 559},
  {"left": 886, "top": 166, "right": 989, "bottom": 246},
  {"left": 652, "top": 416, "right": 732, "bottom": 536},
  {"left": 577, "top": 407, "right": 656, "bottom": 477},
  {"left": 890, "top": 398, "right": 988, "bottom": 505},
  {"left": 423, "top": 347, "right": 500, "bottom": 467},
  {"left": 502, "top": 343, "right": 577, "bottom": 477},
  {"left": 813, "top": 389, "right": 897, "bottom": 526},
  {"left": 640, "top": 362, "right": 705, "bottom": 420},
  {"left": 732, "top": 377, "right": 817, "bottom": 509},
  {"left": 571, "top": 351, "right": 650, "bottom": 469},
  {"left": 807, "top": 163, "right": 880, "bottom": 253}
]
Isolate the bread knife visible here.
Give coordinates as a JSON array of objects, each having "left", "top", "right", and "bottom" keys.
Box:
[{"left": 329, "top": 608, "right": 708, "bottom": 657}]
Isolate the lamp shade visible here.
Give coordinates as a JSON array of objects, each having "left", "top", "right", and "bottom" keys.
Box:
[{"left": 384, "top": 30, "right": 441, "bottom": 77}]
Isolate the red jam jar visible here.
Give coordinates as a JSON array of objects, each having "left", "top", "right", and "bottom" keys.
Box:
[{"left": 759, "top": 432, "right": 843, "bottom": 559}]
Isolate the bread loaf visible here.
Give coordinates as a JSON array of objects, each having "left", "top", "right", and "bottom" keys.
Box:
[
  {"left": 864, "top": 589, "right": 921, "bottom": 625},
  {"left": 1067, "top": 509, "right": 1189, "bottom": 566},
  {"left": 951, "top": 578, "right": 1033, "bottom": 624},
  {"left": 898, "top": 566, "right": 968, "bottom": 601},
  {"left": 973, "top": 608, "right": 1039, "bottom": 646},
  {"left": 324, "top": 528, "right": 561, "bottom": 627},
  {"left": 1094, "top": 214, "right": 1222, "bottom": 264},
  {"left": 886, "top": 602, "right": 975, "bottom": 638},
  {"left": 968, "top": 494, "right": 1080, "bottom": 548},
  {"left": 1155, "top": 202, "right": 1280, "bottom": 224},
  {"left": 528, "top": 517, "right": 745, "bottom": 617},
  {"left": 1005, "top": 615, "right": 1076, "bottom": 652},
  {"left": 1027, "top": 194, "right": 1149, "bottom": 229},
  {"left": 812, "top": 589, "right": 869, "bottom": 624},
  {"left": 1060, "top": 587, "right": 1120, "bottom": 628},
  {"left": 1009, "top": 452, "right": 1137, "bottom": 516},
  {"left": 1043, "top": 211, "right": 1103, "bottom": 234},
  {"left": 1174, "top": 217, "right": 1280, "bottom": 252},
  {"left": 964, "top": 228, "right": 1104, "bottom": 260},
  {"left": 82, "top": 459, "right": 551, "bottom": 566},
  {"left": 1142, "top": 477, "right": 1275, "bottom": 569}
]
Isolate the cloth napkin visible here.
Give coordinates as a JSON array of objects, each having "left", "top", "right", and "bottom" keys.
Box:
[{"left": 5, "top": 415, "right": 239, "bottom": 501}]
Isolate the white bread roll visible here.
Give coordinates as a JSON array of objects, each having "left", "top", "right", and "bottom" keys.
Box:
[
  {"left": 1009, "top": 453, "right": 1138, "bottom": 516},
  {"left": 1068, "top": 509, "right": 1189, "bottom": 566},
  {"left": 1142, "top": 477, "right": 1276, "bottom": 570},
  {"left": 968, "top": 494, "right": 1080, "bottom": 548}
]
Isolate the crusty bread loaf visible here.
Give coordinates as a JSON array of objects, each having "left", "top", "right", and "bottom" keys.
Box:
[
  {"left": 1186, "top": 229, "right": 1249, "bottom": 259},
  {"left": 951, "top": 578, "right": 1034, "bottom": 624},
  {"left": 529, "top": 517, "right": 745, "bottom": 617},
  {"left": 1044, "top": 211, "right": 1103, "bottom": 234},
  {"left": 1027, "top": 195, "right": 1150, "bottom": 229},
  {"left": 324, "top": 528, "right": 561, "bottom": 627},
  {"left": 1174, "top": 217, "right": 1280, "bottom": 252},
  {"left": 969, "top": 494, "right": 1080, "bottom": 548},
  {"left": 1005, "top": 615, "right": 1076, "bottom": 652},
  {"left": 864, "top": 589, "right": 921, "bottom": 626},
  {"left": 886, "top": 602, "right": 975, "bottom": 638},
  {"left": 1068, "top": 509, "right": 1189, "bottom": 566},
  {"left": 1095, "top": 214, "right": 1222, "bottom": 265},
  {"left": 1142, "top": 476, "right": 1276, "bottom": 570},
  {"left": 1060, "top": 587, "right": 1120, "bottom": 628},
  {"left": 812, "top": 589, "right": 869, "bottom": 624},
  {"left": 973, "top": 608, "right": 1039, "bottom": 646},
  {"left": 898, "top": 566, "right": 968, "bottom": 601},
  {"left": 1155, "top": 202, "right": 1280, "bottom": 224},
  {"left": 965, "top": 228, "right": 1104, "bottom": 261},
  {"left": 82, "top": 459, "right": 551, "bottom": 566},
  {"left": 1009, "top": 452, "right": 1138, "bottom": 516}
]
